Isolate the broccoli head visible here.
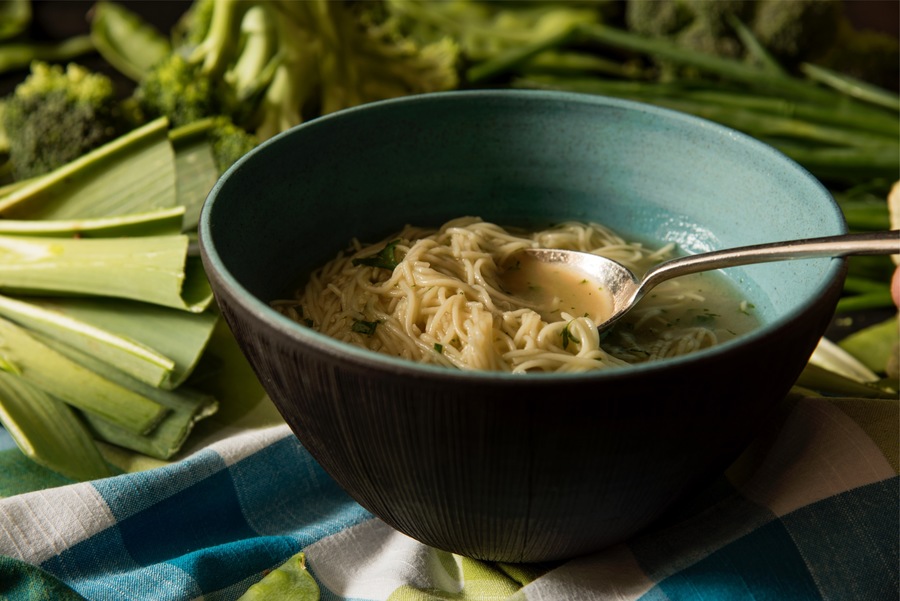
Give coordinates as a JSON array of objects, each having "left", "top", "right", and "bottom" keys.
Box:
[
  {"left": 626, "top": 0, "right": 845, "bottom": 75},
  {"left": 206, "top": 116, "right": 258, "bottom": 173},
  {"left": 130, "top": 0, "right": 459, "bottom": 141},
  {"left": 1, "top": 61, "right": 129, "bottom": 180},
  {"left": 133, "top": 52, "right": 237, "bottom": 127},
  {"left": 626, "top": 0, "right": 753, "bottom": 77}
]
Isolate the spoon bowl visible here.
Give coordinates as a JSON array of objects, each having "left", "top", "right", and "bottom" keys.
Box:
[{"left": 505, "top": 230, "right": 900, "bottom": 332}]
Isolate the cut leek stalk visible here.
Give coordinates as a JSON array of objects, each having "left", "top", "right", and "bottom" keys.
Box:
[
  {"left": 0, "top": 370, "right": 112, "bottom": 481},
  {"left": 15, "top": 296, "right": 219, "bottom": 389},
  {"left": 0, "top": 206, "right": 185, "bottom": 238},
  {"left": 0, "top": 117, "right": 176, "bottom": 219},
  {"left": 839, "top": 316, "right": 899, "bottom": 375},
  {"left": 0, "top": 293, "right": 174, "bottom": 387},
  {"left": 42, "top": 335, "right": 219, "bottom": 459},
  {"left": 0, "top": 315, "right": 168, "bottom": 434},
  {"left": 0, "top": 233, "right": 213, "bottom": 312},
  {"left": 170, "top": 124, "right": 219, "bottom": 232}
]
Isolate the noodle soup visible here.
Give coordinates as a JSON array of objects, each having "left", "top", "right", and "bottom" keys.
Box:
[{"left": 273, "top": 217, "right": 760, "bottom": 373}]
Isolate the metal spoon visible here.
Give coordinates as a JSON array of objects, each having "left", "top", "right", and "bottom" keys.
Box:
[{"left": 501, "top": 230, "right": 900, "bottom": 332}]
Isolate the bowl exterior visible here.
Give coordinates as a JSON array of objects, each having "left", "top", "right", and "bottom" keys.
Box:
[
  {"left": 200, "top": 90, "right": 847, "bottom": 562},
  {"left": 210, "top": 271, "right": 840, "bottom": 562}
]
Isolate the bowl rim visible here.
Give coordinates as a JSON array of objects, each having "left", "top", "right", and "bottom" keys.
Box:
[{"left": 198, "top": 89, "right": 847, "bottom": 383}]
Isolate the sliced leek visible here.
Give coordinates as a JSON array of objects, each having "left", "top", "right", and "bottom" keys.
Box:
[
  {"left": 0, "top": 315, "right": 168, "bottom": 434},
  {"left": 0, "top": 370, "right": 112, "bottom": 481},
  {"left": 0, "top": 117, "right": 176, "bottom": 219},
  {"left": 40, "top": 333, "right": 219, "bottom": 459},
  {"left": 171, "top": 125, "right": 219, "bottom": 232},
  {"left": 0, "top": 234, "right": 213, "bottom": 312},
  {"left": 0, "top": 206, "right": 185, "bottom": 238},
  {"left": 18, "top": 296, "right": 219, "bottom": 389}
]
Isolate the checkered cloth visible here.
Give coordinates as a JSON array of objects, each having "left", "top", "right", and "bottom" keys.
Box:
[{"left": 0, "top": 391, "right": 897, "bottom": 600}]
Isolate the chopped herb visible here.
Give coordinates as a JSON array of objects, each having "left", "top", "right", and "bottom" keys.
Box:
[
  {"left": 694, "top": 313, "right": 717, "bottom": 325},
  {"left": 304, "top": 318, "right": 314, "bottom": 327},
  {"left": 433, "top": 343, "right": 443, "bottom": 354},
  {"left": 739, "top": 301, "right": 756, "bottom": 315},
  {"left": 561, "top": 320, "right": 580, "bottom": 350},
  {"left": 352, "top": 240, "right": 401, "bottom": 270},
  {"left": 351, "top": 319, "right": 380, "bottom": 336}
]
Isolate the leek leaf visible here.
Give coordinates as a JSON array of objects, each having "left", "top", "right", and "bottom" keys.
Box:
[
  {"left": 0, "top": 315, "right": 168, "bottom": 434},
  {"left": 0, "top": 234, "right": 213, "bottom": 312},
  {"left": 796, "top": 363, "right": 897, "bottom": 399},
  {"left": 171, "top": 126, "right": 220, "bottom": 232},
  {"left": 0, "top": 371, "right": 112, "bottom": 481},
  {"left": 839, "top": 316, "right": 899, "bottom": 375},
  {"left": 21, "top": 296, "right": 219, "bottom": 389},
  {"left": 0, "top": 206, "right": 185, "bottom": 238},
  {"left": 0, "top": 118, "right": 176, "bottom": 219},
  {"left": 0, "top": 294, "right": 173, "bottom": 387},
  {"left": 37, "top": 333, "right": 218, "bottom": 459}
]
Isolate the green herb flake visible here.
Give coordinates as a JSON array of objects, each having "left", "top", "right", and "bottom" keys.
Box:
[
  {"left": 561, "top": 321, "right": 581, "bottom": 350},
  {"left": 352, "top": 240, "right": 401, "bottom": 270},
  {"left": 694, "top": 313, "right": 717, "bottom": 325},
  {"left": 351, "top": 319, "right": 380, "bottom": 336},
  {"left": 434, "top": 343, "right": 443, "bottom": 354}
]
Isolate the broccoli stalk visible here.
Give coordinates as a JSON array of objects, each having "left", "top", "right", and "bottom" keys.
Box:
[
  {"left": 130, "top": 0, "right": 459, "bottom": 141},
  {"left": 1, "top": 62, "right": 132, "bottom": 181}
]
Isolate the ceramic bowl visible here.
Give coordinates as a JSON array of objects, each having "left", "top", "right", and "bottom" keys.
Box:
[{"left": 198, "top": 90, "right": 846, "bottom": 563}]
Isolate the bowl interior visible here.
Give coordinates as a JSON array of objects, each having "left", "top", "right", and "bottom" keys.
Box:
[{"left": 201, "top": 90, "right": 845, "bottom": 372}]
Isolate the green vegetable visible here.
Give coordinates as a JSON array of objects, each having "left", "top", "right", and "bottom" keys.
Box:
[
  {"left": 121, "top": 0, "right": 458, "bottom": 140},
  {"left": 0, "top": 62, "right": 133, "bottom": 181},
  {"left": 839, "top": 316, "right": 899, "bottom": 376},
  {"left": 0, "top": 36, "right": 95, "bottom": 76},
  {"left": 89, "top": 1, "right": 172, "bottom": 82},
  {"left": 352, "top": 240, "right": 402, "bottom": 270},
  {"left": 0, "top": 295, "right": 218, "bottom": 389},
  {"left": 237, "top": 552, "right": 319, "bottom": 601},
  {"left": 38, "top": 334, "right": 218, "bottom": 460},
  {"left": 561, "top": 321, "right": 580, "bottom": 350},
  {"left": 0, "top": 315, "right": 168, "bottom": 435},
  {"left": 0, "top": 117, "right": 176, "bottom": 219},
  {"left": 0, "top": 370, "right": 112, "bottom": 482},
  {"left": 0, "top": 206, "right": 185, "bottom": 238},
  {"left": 0, "top": 0, "right": 31, "bottom": 41},
  {"left": 351, "top": 319, "right": 380, "bottom": 337},
  {"left": 0, "top": 233, "right": 212, "bottom": 312}
]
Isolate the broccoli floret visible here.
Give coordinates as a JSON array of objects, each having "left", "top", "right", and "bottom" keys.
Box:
[
  {"left": 1, "top": 62, "right": 129, "bottom": 180},
  {"left": 206, "top": 116, "right": 258, "bottom": 173},
  {"left": 626, "top": 0, "right": 845, "bottom": 75},
  {"left": 625, "top": 0, "right": 752, "bottom": 77},
  {"left": 131, "top": 0, "right": 459, "bottom": 141},
  {"left": 134, "top": 52, "right": 237, "bottom": 127}
]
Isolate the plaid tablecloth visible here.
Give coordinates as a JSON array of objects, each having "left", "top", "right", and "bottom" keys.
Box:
[{"left": 0, "top": 388, "right": 897, "bottom": 600}]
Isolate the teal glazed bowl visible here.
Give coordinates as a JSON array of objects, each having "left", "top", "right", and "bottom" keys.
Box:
[{"left": 199, "top": 90, "right": 846, "bottom": 563}]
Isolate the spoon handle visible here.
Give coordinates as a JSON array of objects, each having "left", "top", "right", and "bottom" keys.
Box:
[{"left": 641, "top": 230, "right": 900, "bottom": 293}]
